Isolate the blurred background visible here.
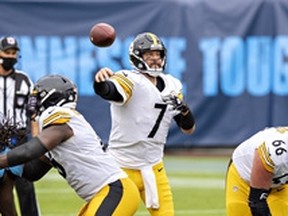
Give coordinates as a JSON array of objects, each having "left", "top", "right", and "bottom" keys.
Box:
[{"left": 1, "top": 0, "right": 288, "bottom": 149}]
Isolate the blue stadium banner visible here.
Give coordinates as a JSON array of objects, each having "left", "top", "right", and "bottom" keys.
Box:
[{"left": 1, "top": 0, "right": 288, "bottom": 147}]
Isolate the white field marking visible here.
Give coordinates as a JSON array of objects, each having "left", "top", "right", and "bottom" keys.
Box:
[
  {"left": 40, "top": 172, "right": 64, "bottom": 181},
  {"left": 169, "top": 177, "right": 225, "bottom": 189},
  {"left": 36, "top": 175, "right": 224, "bottom": 195},
  {"left": 164, "top": 157, "right": 229, "bottom": 175},
  {"left": 41, "top": 171, "right": 225, "bottom": 188},
  {"left": 36, "top": 172, "right": 225, "bottom": 215}
]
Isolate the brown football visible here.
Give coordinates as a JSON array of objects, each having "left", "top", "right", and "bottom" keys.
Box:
[{"left": 89, "top": 23, "right": 116, "bottom": 47}]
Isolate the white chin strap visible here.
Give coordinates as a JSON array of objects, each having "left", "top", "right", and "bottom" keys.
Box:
[{"left": 145, "top": 69, "right": 162, "bottom": 77}]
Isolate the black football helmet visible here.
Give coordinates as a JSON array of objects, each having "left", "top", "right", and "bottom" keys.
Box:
[
  {"left": 129, "top": 32, "right": 166, "bottom": 77},
  {"left": 28, "top": 74, "right": 78, "bottom": 118}
]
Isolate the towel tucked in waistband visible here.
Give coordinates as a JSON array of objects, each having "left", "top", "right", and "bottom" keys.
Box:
[{"left": 140, "top": 165, "right": 159, "bottom": 209}]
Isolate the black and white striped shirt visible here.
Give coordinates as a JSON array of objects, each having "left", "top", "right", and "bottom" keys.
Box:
[{"left": 0, "top": 69, "right": 33, "bottom": 129}]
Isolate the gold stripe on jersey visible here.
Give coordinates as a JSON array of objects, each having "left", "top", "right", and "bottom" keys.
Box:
[
  {"left": 257, "top": 142, "right": 275, "bottom": 173},
  {"left": 111, "top": 73, "right": 134, "bottom": 100},
  {"left": 276, "top": 127, "right": 288, "bottom": 134},
  {"left": 43, "top": 111, "right": 71, "bottom": 128}
]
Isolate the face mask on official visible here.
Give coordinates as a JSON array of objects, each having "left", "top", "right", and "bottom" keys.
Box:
[{"left": 0, "top": 57, "right": 17, "bottom": 71}]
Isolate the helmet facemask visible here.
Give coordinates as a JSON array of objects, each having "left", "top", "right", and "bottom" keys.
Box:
[{"left": 129, "top": 32, "right": 167, "bottom": 77}]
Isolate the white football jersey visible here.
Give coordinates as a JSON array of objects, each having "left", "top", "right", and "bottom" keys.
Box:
[
  {"left": 107, "top": 70, "right": 183, "bottom": 168},
  {"left": 38, "top": 105, "right": 127, "bottom": 201},
  {"left": 232, "top": 127, "right": 288, "bottom": 188}
]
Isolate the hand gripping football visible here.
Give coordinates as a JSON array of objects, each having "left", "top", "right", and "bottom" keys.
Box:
[{"left": 89, "top": 22, "right": 116, "bottom": 47}]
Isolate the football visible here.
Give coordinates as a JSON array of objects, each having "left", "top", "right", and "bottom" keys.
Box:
[{"left": 89, "top": 22, "right": 116, "bottom": 47}]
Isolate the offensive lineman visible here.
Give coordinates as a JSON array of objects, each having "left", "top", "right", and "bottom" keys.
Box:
[
  {"left": 226, "top": 127, "right": 288, "bottom": 216},
  {"left": 93, "top": 32, "right": 196, "bottom": 216},
  {"left": 0, "top": 74, "right": 141, "bottom": 216}
]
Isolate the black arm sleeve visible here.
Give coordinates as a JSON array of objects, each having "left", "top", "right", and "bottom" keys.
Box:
[
  {"left": 23, "top": 158, "right": 52, "bottom": 181},
  {"left": 7, "top": 137, "right": 48, "bottom": 166},
  {"left": 174, "top": 109, "right": 195, "bottom": 130},
  {"left": 93, "top": 81, "right": 123, "bottom": 102}
]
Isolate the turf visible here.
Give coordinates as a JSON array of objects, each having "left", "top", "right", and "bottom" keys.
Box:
[{"left": 15, "top": 155, "right": 229, "bottom": 216}]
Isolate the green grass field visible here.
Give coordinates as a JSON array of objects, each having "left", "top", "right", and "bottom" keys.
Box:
[{"left": 16, "top": 155, "right": 229, "bottom": 216}]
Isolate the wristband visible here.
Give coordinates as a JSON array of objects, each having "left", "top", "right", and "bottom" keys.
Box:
[
  {"left": 249, "top": 187, "right": 270, "bottom": 201},
  {"left": 248, "top": 187, "right": 271, "bottom": 216},
  {"left": 174, "top": 109, "right": 195, "bottom": 130},
  {"left": 180, "top": 109, "right": 195, "bottom": 129}
]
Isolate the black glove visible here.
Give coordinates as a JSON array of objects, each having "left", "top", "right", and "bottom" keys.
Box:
[
  {"left": 248, "top": 187, "right": 271, "bottom": 216},
  {"left": 162, "top": 92, "right": 189, "bottom": 113}
]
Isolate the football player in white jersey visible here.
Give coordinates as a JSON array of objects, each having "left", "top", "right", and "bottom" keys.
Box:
[
  {"left": 93, "top": 32, "right": 196, "bottom": 216},
  {"left": 226, "top": 127, "right": 288, "bottom": 216},
  {"left": 0, "top": 74, "right": 141, "bottom": 216}
]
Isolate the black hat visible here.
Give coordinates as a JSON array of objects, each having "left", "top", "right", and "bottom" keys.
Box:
[{"left": 0, "top": 36, "right": 19, "bottom": 51}]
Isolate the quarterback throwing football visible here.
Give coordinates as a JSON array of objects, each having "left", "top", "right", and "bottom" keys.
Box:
[{"left": 94, "top": 32, "right": 196, "bottom": 216}]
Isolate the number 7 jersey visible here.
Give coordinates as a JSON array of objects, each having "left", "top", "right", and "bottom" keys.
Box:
[{"left": 107, "top": 70, "right": 183, "bottom": 168}]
